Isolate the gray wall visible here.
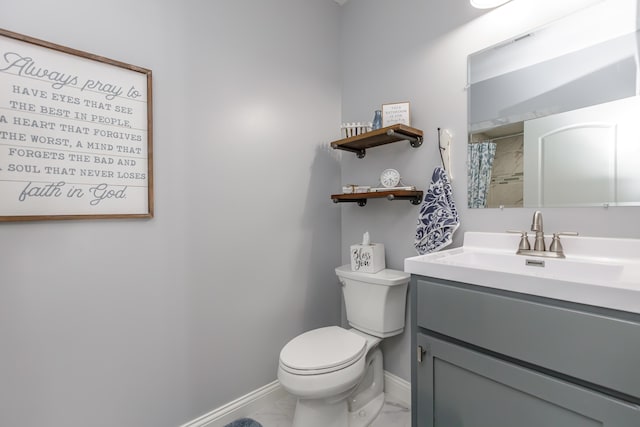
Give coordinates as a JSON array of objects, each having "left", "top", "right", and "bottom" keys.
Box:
[
  {"left": 3, "top": 1, "right": 640, "bottom": 426},
  {"left": 339, "top": 0, "right": 640, "bottom": 382},
  {"left": 0, "top": 1, "right": 342, "bottom": 426}
]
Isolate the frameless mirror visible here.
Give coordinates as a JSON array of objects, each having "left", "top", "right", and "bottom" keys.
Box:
[{"left": 467, "top": 1, "right": 640, "bottom": 208}]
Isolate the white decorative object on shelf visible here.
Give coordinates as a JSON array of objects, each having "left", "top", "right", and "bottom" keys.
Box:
[
  {"left": 371, "top": 186, "right": 415, "bottom": 192},
  {"left": 342, "top": 185, "right": 371, "bottom": 194},
  {"left": 341, "top": 122, "right": 373, "bottom": 138},
  {"left": 380, "top": 168, "right": 401, "bottom": 188},
  {"left": 371, "top": 168, "right": 415, "bottom": 192}
]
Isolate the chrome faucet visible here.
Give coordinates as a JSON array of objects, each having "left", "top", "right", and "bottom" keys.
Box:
[{"left": 509, "top": 211, "right": 578, "bottom": 259}]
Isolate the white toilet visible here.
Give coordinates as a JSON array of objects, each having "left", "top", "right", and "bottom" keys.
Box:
[{"left": 277, "top": 264, "right": 410, "bottom": 427}]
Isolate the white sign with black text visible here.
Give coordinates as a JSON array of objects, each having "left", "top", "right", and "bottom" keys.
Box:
[{"left": 0, "top": 29, "right": 152, "bottom": 220}]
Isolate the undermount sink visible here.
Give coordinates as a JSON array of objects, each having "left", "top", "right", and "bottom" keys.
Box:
[{"left": 404, "top": 232, "right": 640, "bottom": 314}]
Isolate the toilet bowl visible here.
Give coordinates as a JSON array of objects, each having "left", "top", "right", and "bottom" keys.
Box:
[{"left": 277, "top": 265, "right": 410, "bottom": 427}]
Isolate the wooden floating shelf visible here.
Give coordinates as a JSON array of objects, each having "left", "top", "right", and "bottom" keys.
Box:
[
  {"left": 331, "top": 190, "right": 423, "bottom": 207},
  {"left": 330, "top": 124, "right": 423, "bottom": 158}
]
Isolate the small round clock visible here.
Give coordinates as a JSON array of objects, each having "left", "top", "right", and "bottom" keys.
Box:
[{"left": 380, "top": 168, "right": 401, "bottom": 188}]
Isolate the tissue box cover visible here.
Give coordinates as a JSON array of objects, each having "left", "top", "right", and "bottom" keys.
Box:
[{"left": 350, "top": 243, "right": 385, "bottom": 273}]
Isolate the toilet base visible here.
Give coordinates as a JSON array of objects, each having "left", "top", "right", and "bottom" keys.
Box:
[
  {"left": 349, "top": 392, "right": 385, "bottom": 427},
  {"left": 290, "top": 348, "right": 385, "bottom": 427},
  {"left": 292, "top": 396, "right": 349, "bottom": 427},
  {"left": 292, "top": 392, "right": 385, "bottom": 427}
]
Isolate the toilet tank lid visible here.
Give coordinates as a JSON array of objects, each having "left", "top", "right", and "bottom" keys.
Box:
[{"left": 335, "top": 264, "right": 410, "bottom": 286}]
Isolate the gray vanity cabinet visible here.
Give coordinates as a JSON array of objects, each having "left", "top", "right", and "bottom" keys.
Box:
[{"left": 411, "top": 276, "right": 640, "bottom": 427}]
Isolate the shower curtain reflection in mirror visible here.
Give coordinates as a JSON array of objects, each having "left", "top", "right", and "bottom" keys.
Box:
[{"left": 467, "top": 141, "right": 497, "bottom": 208}]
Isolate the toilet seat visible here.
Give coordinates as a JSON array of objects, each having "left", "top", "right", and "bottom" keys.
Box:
[{"left": 279, "top": 326, "right": 367, "bottom": 375}]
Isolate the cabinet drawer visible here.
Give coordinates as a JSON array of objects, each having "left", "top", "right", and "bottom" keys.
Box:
[{"left": 416, "top": 278, "right": 640, "bottom": 400}]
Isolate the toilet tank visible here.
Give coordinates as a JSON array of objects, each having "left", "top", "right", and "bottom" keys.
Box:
[{"left": 335, "top": 265, "right": 410, "bottom": 338}]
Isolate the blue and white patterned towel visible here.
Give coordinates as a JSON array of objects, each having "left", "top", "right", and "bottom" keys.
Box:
[{"left": 414, "top": 167, "right": 460, "bottom": 255}]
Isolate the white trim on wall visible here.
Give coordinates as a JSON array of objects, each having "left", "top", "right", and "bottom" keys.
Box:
[
  {"left": 179, "top": 380, "right": 287, "bottom": 427},
  {"left": 383, "top": 371, "right": 412, "bottom": 408},
  {"left": 178, "top": 371, "right": 411, "bottom": 427}
]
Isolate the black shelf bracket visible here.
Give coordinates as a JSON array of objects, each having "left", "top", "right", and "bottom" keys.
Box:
[
  {"left": 333, "top": 198, "right": 368, "bottom": 206},
  {"left": 386, "top": 129, "right": 423, "bottom": 148},
  {"left": 386, "top": 193, "right": 423, "bottom": 205}
]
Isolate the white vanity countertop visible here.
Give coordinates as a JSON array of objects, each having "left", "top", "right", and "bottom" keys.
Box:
[{"left": 404, "top": 232, "right": 640, "bottom": 314}]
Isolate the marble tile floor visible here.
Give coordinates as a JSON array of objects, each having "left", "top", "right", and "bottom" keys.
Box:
[{"left": 248, "top": 393, "right": 411, "bottom": 427}]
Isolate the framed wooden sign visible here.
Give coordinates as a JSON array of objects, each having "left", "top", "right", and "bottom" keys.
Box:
[
  {"left": 0, "top": 28, "right": 153, "bottom": 221},
  {"left": 382, "top": 101, "right": 410, "bottom": 127}
]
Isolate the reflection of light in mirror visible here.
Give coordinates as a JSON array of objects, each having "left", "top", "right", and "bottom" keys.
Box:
[
  {"left": 470, "top": 0, "right": 638, "bottom": 84},
  {"left": 466, "top": 0, "right": 607, "bottom": 62},
  {"left": 470, "top": 30, "right": 639, "bottom": 132},
  {"left": 470, "top": 0, "right": 512, "bottom": 9}
]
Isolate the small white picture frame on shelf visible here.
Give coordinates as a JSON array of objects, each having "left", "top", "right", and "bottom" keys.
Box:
[{"left": 382, "top": 102, "right": 410, "bottom": 127}]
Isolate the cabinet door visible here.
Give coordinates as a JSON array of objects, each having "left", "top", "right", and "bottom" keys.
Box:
[{"left": 416, "top": 334, "right": 640, "bottom": 427}]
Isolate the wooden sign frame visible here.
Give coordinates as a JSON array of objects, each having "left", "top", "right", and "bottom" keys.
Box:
[
  {"left": 0, "top": 28, "right": 153, "bottom": 221},
  {"left": 382, "top": 101, "right": 411, "bottom": 127}
]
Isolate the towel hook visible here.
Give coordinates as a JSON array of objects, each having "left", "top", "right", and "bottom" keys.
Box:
[{"left": 437, "top": 128, "right": 452, "bottom": 178}]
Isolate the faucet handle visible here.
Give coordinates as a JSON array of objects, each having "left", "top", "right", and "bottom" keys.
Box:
[
  {"left": 549, "top": 232, "right": 579, "bottom": 254},
  {"left": 507, "top": 230, "right": 531, "bottom": 251}
]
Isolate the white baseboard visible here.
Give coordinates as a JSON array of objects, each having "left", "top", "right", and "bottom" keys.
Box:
[
  {"left": 179, "top": 380, "right": 287, "bottom": 427},
  {"left": 179, "top": 370, "right": 411, "bottom": 427},
  {"left": 383, "top": 371, "right": 411, "bottom": 408}
]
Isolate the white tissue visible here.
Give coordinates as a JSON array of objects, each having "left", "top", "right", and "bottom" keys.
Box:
[{"left": 362, "top": 231, "right": 370, "bottom": 245}]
